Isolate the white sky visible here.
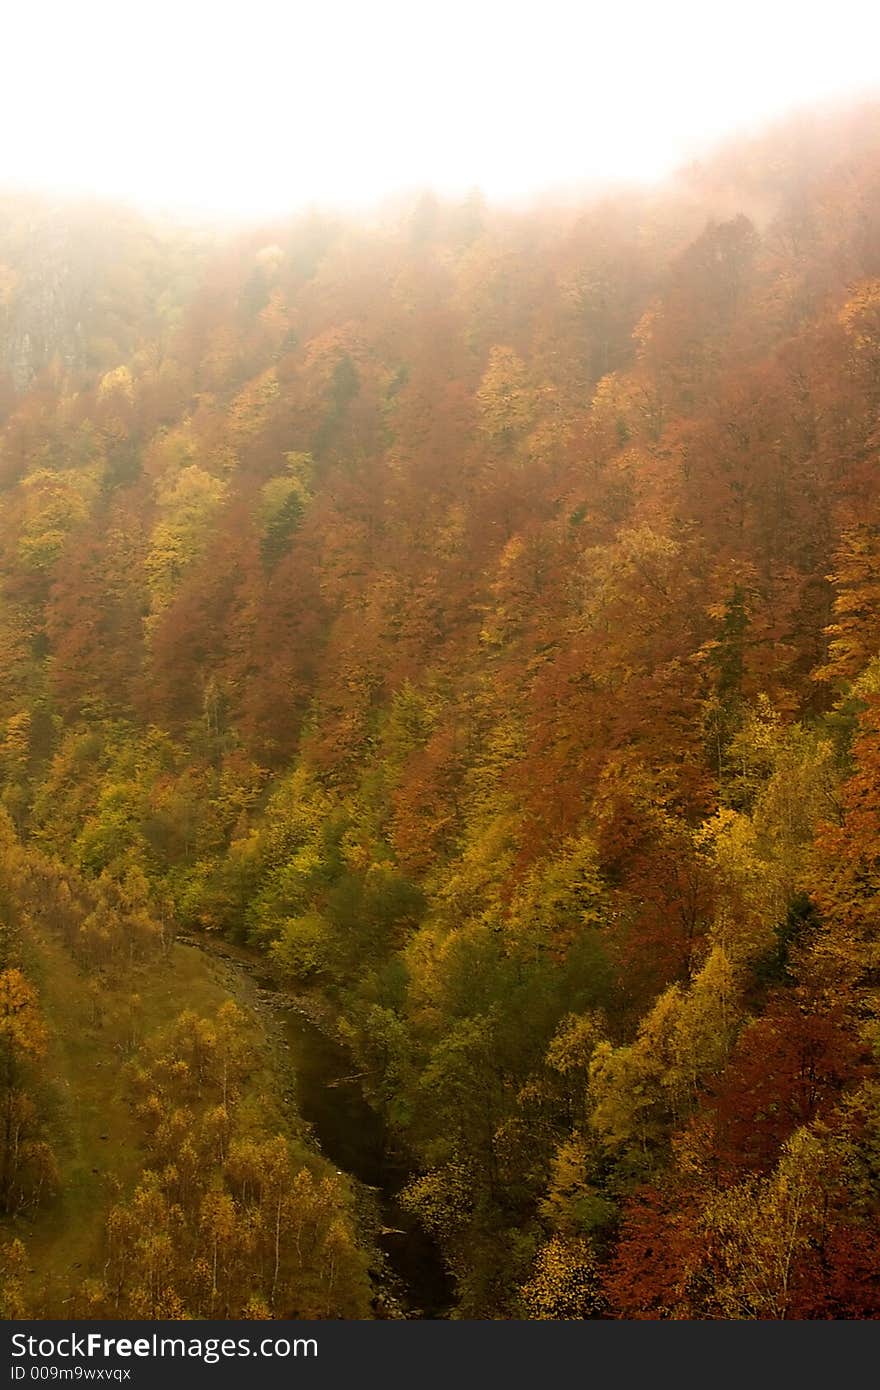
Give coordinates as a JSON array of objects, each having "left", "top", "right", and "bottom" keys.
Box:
[{"left": 2, "top": 0, "right": 879, "bottom": 220}]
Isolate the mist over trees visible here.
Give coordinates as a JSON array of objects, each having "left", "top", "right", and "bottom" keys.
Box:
[{"left": 2, "top": 102, "right": 880, "bottom": 1317}]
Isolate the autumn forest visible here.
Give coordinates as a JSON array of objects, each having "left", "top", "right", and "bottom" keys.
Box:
[{"left": 2, "top": 102, "right": 880, "bottom": 1320}]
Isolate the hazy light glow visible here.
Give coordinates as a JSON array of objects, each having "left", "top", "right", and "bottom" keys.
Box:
[{"left": 4, "top": 0, "right": 879, "bottom": 218}]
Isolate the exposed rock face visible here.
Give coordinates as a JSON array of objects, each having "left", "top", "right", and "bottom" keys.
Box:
[
  {"left": 1, "top": 271, "right": 86, "bottom": 390},
  {"left": 0, "top": 194, "right": 195, "bottom": 394},
  {"left": 0, "top": 203, "right": 89, "bottom": 389}
]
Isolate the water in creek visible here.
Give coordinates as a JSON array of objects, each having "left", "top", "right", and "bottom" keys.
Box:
[{"left": 182, "top": 934, "right": 454, "bottom": 1319}]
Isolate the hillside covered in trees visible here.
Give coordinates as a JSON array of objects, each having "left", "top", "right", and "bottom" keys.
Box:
[{"left": 2, "top": 101, "right": 880, "bottom": 1318}]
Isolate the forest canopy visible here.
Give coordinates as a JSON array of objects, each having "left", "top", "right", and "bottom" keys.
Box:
[{"left": 2, "top": 102, "right": 880, "bottom": 1318}]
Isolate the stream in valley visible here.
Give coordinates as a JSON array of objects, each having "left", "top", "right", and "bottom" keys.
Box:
[{"left": 180, "top": 931, "right": 454, "bottom": 1319}]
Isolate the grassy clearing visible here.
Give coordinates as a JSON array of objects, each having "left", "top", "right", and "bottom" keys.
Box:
[{"left": 8, "top": 928, "right": 277, "bottom": 1309}]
